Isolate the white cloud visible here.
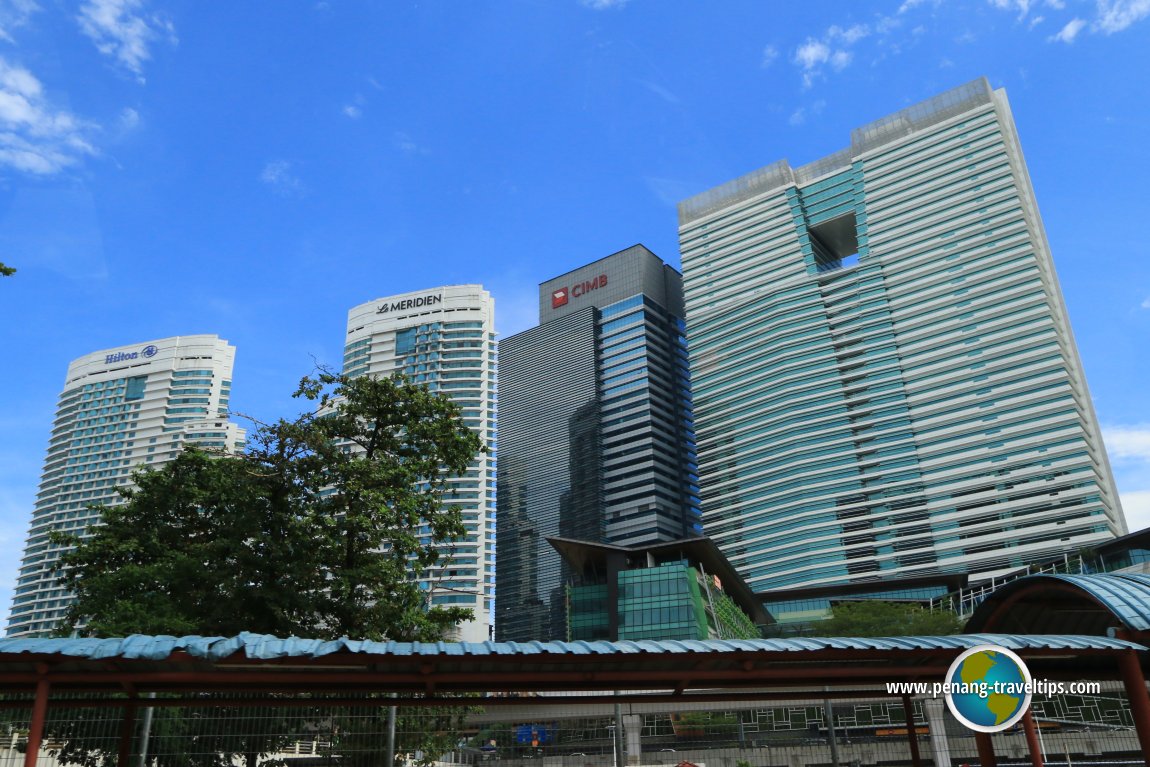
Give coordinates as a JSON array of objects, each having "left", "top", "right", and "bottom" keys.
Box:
[
  {"left": 118, "top": 106, "right": 139, "bottom": 129},
  {"left": 794, "top": 39, "right": 831, "bottom": 70},
  {"left": 1121, "top": 490, "right": 1150, "bottom": 532},
  {"left": 1141, "top": 295, "right": 1150, "bottom": 309},
  {"left": 761, "top": 45, "right": 779, "bottom": 68},
  {"left": 828, "top": 23, "right": 870, "bottom": 44},
  {"left": 1095, "top": 0, "right": 1150, "bottom": 33},
  {"left": 1104, "top": 425, "right": 1150, "bottom": 532},
  {"left": 791, "top": 19, "right": 876, "bottom": 87},
  {"left": 0, "top": 58, "right": 95, "bottom": 174},
  {"left": 635, "top": 78, "right": 680, "bottom": 104},
  {"left": 579, "top": 0, "right": 629, "bottom": 8},
  {"left": 342, "top": 104, "right": 361, "bottom": 119},
  {"left": 0, "top": 0, "right": 38, "bottom": 42},
  {"left": 788, "top": 99, "right": 826, "bottom": 127},
  {"left": 260, "top": 160, "right": 304, "bottom": 197},
  {"left": 77, "top": 0, "right": 176, "bottom": 82},
  {"left": 393, "top": 131, "right": 430, "bottom": 155},
  {"left": 989, "top": 0, "right": 1034, "bottom": 19},
  {"left": 1049, "top": 17, "right": 1087, "bottom": 41},
  {"left": 1104, "top": 425, "right": 1150, "bottom": 462}
]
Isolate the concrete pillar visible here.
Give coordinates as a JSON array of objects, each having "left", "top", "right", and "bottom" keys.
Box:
[
  {"left": 623, "top": 714, "right": 642, "bottom": 765},
  {"left": 923, "top": 698, "right": 953, "bottom": 767}
]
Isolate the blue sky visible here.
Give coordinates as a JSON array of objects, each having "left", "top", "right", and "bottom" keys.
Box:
[{"left": 1, "top": 0, "right": 1149, "bottom": 617}]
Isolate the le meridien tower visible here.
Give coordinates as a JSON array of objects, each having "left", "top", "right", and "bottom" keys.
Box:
[
  {"left": 677, "top": 79, "right": 1125, "bottom": 598},
  {"left": 7, "top": 336, "right": 245, "bottom": 638},
  {"left": 343, "top": 286, "right": 496, "bottom": 643},
  {"left": 496, "top": 245, "right": 701, "bottom": 642}
]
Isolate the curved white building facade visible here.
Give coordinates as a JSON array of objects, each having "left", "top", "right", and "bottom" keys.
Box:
[
  {"left": 344, "top": 285, "right": 496, "bottom": 642},
  {"left": 7, "top": 335, "right": 245, "bottom": 637}
]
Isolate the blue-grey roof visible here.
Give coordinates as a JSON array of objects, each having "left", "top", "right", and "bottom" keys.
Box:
[
  {"left": 0, "top": 631, "right": 1142, "bottom": 662},
  {"left": 966, "top": 573, "right": 1150, "bottom": 634}
]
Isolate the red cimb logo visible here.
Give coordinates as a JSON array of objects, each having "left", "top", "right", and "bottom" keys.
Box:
[{"left": 552, "top": 288, "right": 569, "bottom": 308}]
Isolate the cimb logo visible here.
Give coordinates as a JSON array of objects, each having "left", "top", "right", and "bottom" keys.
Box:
[{"left": 551, "top": 274, "right": 608, "bottom": 309}]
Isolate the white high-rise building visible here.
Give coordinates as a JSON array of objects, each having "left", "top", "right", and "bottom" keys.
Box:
[
  {"left": 7, "top": 335, "right": 245, "bottom": 638},
  {"left": 343, "top": 285, "right": 496, "bottom": 642},
  {"left": 677, "top": 79, "right": 1126, "bottom": 608}
]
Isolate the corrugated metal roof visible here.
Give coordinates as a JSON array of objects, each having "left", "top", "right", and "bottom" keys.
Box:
[
  {"left": 0, "top": 631, "right": 1142, "bottom": 662},
  {"left": 966, "top": 573, "right": 1150, "bottom": 634}
]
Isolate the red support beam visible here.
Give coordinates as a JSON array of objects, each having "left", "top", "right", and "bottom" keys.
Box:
[
  {"left": 1020, "top": 710, "right": 1044, "bottom": 767},
  {"left": 974, "top": 732, "right": 997, "bottom": 767},
  {"left": 1118, "top": 650, "right": 1150, "bottom": 767},
  {"left": 901, "top": 696, "right": 923, "bottom": 767},
  {"left": 117, "top": 701, "right": 138, "bottom": 767},
  {"left": 23, "top": 674, "right": 49, "bottom": 767}
]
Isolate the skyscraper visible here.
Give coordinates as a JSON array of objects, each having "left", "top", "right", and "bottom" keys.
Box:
[
  {"left": 343, "top": 285, "right": 496, "bottom": 642},
  {"left": 7, "top": 335, "right": 245, "bottom": 638},
  {"left": 496, "top": 245, "right": 700, "bottom": 642},
  {"left": 677, "top": 79, "right": 1126, "bottom": 604}
]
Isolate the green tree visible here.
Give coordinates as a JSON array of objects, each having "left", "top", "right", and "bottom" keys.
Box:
[
  {"left": 45, "top": 371, "right": 485, "bottom": 767},
  {"left": 55, "top": 370, "right": 482, "bottom": 641},
  {"left": 820, "top": 600, "right": 964, "bottom": 637},
  {"left": 0, "top": 261, "right": 13, "bottom": 276}
]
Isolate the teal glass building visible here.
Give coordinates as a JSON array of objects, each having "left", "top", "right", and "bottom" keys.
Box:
[
  {"left": 677, "top": 79, "right": 1126, "bottom": 602},
  {"left": 551, "top": 537, "right": 768, "bottom": 642}
]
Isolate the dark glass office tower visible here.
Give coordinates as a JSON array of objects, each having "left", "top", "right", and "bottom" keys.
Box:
[{"left": 496, "top": 245, "right": 701, "bottom": 642}]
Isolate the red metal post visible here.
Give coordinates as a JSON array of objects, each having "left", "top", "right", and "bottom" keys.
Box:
[
  {"left": 1118, "top": 649, "right": 1150, "bottom": 767},
  {"left": 117, "top": 700, "right": 138, "bottom": 767},
  {"left": 1020, "top": 710, "right": 1044, "bottom": 767},
  {"left": 23, "top": 676, "right": 50, "bottom": 767},
  {"left": 901, "top": 696, "right": 923, "bottom": 767},
  {"left": 974, "top": 732, "right": 997, "bottom": 767}
]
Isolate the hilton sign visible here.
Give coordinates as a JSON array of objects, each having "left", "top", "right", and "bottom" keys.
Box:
[{"left": 551, "top": 274, "right": 608, "bottom": 309}]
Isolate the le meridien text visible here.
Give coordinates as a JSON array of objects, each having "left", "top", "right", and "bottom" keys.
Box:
[{"left": 885, "top": 680, "right": 1101, "bottom": 699}]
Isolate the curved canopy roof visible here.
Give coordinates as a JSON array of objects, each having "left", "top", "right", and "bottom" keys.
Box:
[{"left": 966, "top": 573, "right": 1150, "bottom": 636}]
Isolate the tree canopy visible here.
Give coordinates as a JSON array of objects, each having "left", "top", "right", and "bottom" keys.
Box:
[
  {"left": 819, "top": 600, "right": 964, "bottom": 637},
  {"left": 0, "top": 261, "right": 13, "bottom": 276},
  {"left": 53, "top": 370, "right": 485, "bottom": 642}
]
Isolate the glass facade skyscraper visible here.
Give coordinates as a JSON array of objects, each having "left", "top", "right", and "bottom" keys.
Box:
[
  {"left": 496, "top": 245, "right": 700, "bottom": 642},
  {"left": 343, "top": 285, "right": 496, "bottom": 642},
  {"left": 7, "top": 335, "right": 245, "bottom": 638},
  {"left": 678, "top": 79, "right": 1126, "bottom": 598}
]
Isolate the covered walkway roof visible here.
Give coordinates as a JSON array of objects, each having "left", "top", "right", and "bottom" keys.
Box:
[
  {"left": 966, "top": 572, "right": 1150, "bottom": 638},
  {"left": 0, "top": 632, "right": 1144, "bottom": 703}
]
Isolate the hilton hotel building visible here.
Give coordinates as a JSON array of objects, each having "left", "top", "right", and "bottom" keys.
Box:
[
  {"left": 343, "top": 285, "right": 496, "bottom": 642},
  {"left": 7, "top": 335, "right": 245, "bottom": 637}
]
